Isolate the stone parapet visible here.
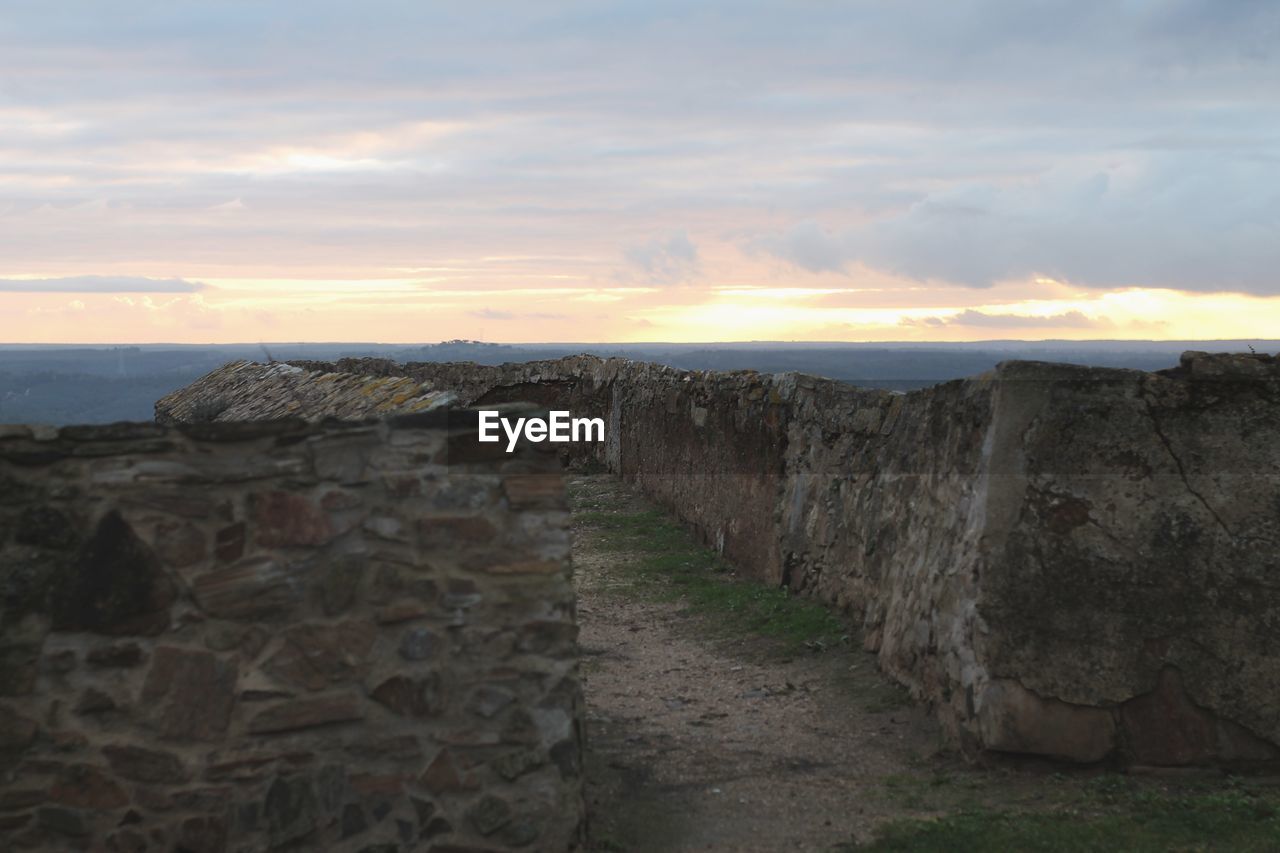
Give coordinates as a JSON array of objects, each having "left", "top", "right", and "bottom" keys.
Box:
[
  {"left": 156, "top": 352, "right": 1280, "bottom": 768},
  {"left": 0, "top": 412, "right": 583, "bottom": 851}
]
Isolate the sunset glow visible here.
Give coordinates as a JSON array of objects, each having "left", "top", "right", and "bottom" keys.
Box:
[{"left": 2, "top": 2, "right": 1277, "bottom": 344}]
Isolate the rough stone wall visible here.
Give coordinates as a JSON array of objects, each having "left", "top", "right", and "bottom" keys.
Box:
[
  {"left": 158, "top": 352, "right": 1280, "bottom": 767},
  {"left": 155, "top": 360, "right": 455, "bottom": 424},
  {"left": 0, "top": 414, "right": 583, "bottom": 851}
]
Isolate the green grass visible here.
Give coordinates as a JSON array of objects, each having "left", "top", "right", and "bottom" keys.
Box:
[
  {"left": 572, "top": 500, "right": 845, "bottom": 653},
  {"left": 855, "top": 776, "right": 1280, "bottom": 852}
]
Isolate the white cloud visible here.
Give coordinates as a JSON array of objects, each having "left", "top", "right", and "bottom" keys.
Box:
[
  {"left": 0, "top": 276, "right": 206, "bottom": 293},
  {"left": 624, "top": 230, "right": 700, "bottom": 284}
]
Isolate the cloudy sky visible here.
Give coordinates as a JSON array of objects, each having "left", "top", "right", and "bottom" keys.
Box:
[{"left": 2, "top": 0, "right": 1278, "bottom": 343}]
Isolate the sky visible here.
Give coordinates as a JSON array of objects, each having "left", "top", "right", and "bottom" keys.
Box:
[{"left": 1, "top": 0, "right": 1278, "bottom": 344}]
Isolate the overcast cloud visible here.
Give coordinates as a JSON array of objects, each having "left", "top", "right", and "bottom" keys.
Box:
[{"left": 1, "top": 0, "right": 1277, "bottom": 326}]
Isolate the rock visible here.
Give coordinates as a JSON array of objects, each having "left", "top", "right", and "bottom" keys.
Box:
[
  {"left": 74, "top": 688, "right": 117, "bottom": 715},
  {"left": 0, "top": 643, "right": 39, "bottom": 696},
  {"left": 398, "top": 628, "right": 439, "bottom": 661},
  {"left": 416, "top": 515, "right": 496, "bottom": 546},
  {"left": 375, "top": 600, "right": 431, "bottom": 624},
  {"left": 204, "top": 749, "right": 313, "bottom": 781},
  {"left": 49, "top": 763, "right": 128, "bottom": 809},
  {"left": 264, "top": 621, "right": 376, "bottom": 691},
  {"left": 1120, "top": 668, "right": 1217, "bottom": 766},
  {"left": 977, "top": 679, "right": 1116, "bottom": 763},
  {"left": 140, "top": 647, "right": 237, "bottom": 741},
  {"left": 36, "top": 805, "right": 89, "bottom": 836},
  {"left": 153, "top": 520, "right": 207, "bottom": 567},
  {"left": 466, "top": 794, "right": 512, "bottom": 836},
  {"left": 418, "top": 749, "right": 475, "bottom": 794},
  {"left": 41, "top": 649, "right": 77, "bottom": 675},
  {"left": 501, "top": 474, "right": 565, "bottom": 509},
  {"left": 0, "top": 705, "right": 38, "bottom": 751},
  {"left": 191, "top": 557, "right": 301, "bottom": 621},
  {"left": 341, "top": 803, "right": 369, "bottom": 839},
  {"left": 48, "top": 510, "right": 176, "bottom": 636},
  {"left": 177, "top": 815, "right": 227, "bottom": 853},
  {"left": 318, "top": 557, "right": 362, "bottom": 616},
  {"left": 213, "top": 522, "right": 245, "bottom": 563},
  {"left": 491, "top": 748, "right": 545, "bottom": 781},
  {"left": 254, "top": 491, "right": 335, "bottom": 547},
  {"left": 102, "top": 744, "right": 187, "bottom": 783},
  {"left": 370, "top": 675, "right": 443, "bottom": 717},
  {"left": 483, "top": 560, "right": 562, "bottom": 575},
  {"left": 264, "top": 775, "right": 317, "bottom": 846},
  {"left": 86, "top": 643, "right": 144, "bottom": 668},
  {"left": 14, "top": 506, "right": 78, "bottom": 550},
  {"left": 248, "top": 695, "right": 364, "bottom": 734},
  {"left": 466, "top": 686, "right": 515, "bottom": 719}
]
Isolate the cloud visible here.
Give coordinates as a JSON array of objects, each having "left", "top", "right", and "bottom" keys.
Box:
[
  {"left": 468, "top": 308, "right": 567, "bottom": 321},
  {"left": 1, "top": 1, "right": 1278, "bottom": 304},
  {"left": 902, "top": 309, "right": 1106, "bottom": 329},
  {"left": 624, "top": 230, "right": 700, "bottom": 284},
  {"left": 755, "top": 153, "right": 1280, "bottom": 295},
  {"left": 0, "top": 276, "right": 206, "bottom": 293}
]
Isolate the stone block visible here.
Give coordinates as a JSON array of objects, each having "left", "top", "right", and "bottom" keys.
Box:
[
  {"left": 264, "top": 621, "right": 376, "bottom": 691},
  {"left": 48, "top": 510, "right": 175, "bottom": 636},
  {"left": 102, "top": 744, "right": 187, "bottom": 783},
  {"left": 140, "top": 647, "right": 236, "bottom": 742},
  {"left": 977, "top": 679, "right": 1116, "bottom": 763},
  {"left": 253, "top": 491, "right": 335, "bottom": 547},
  {"left": 248, "top": 695, "right": 364, "bottom": 734}
]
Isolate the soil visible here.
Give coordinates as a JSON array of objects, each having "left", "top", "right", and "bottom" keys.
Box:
[{"left": 574, "top": 475, "right": 955, "bottom": 852}]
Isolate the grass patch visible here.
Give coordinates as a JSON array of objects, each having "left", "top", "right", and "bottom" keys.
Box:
[
  {"left": 855, "top": 776, "right": 1280, "bottom": 852},
  {"left": 572, "top": 491, "right": 845, "bottom": 653}
]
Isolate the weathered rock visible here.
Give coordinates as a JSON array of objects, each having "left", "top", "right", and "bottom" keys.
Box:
[
  {"left": 177, "top": 815, "right": 227, "bottom": 853},
  {"left": 254, "top": 491, "right": 336, "bottom": 547},
  {"left": 213, "top": 522, "right": 245, "bottom": 563},
  {"left": 0, "top": 705, "right": 38, "bottom": 752},
  {"left": 418, "top": 749, "right": 475, "bottom": 794},
  {"left": 369, "top": 675, "right": 443, "bottom": 718},
  {"left": 86, "top": 643, "right": 144, "bottom": 668},
  {"left": 501, "top": 474, "right": 564, "bottom": 510},
  {"left": 248, "top": 695, "right": 364, "bottom": 734},
  {"left": 36, "top": 805, "right": 89, "bottom": 836},
  {"left": 140, "top": 647, "right": 236, "bottom": 741},
  {"left": 466, "top": 794, "right": 511, "bottom": 836},
  {"left": 264, "top": 621, "right": 375, "bottom": 691},
  {"left": 2, "top": 412, "right": 585, "bottom": 848},
  {"left": 48, "top": 511, "right": 175, "bottom": 636},
  {"left": 48, "top": 764, "right": 128, "bottom": 809},
  {"left": 466, "top": 686, "right": 515, "bottom": 720},
  {"left": 74, "top": 688, "right": 117, "bottom": 715},
  {"left": 191, "top": 557, "right": 301, "bottom": 621},
  {"left": 14, "top": 506, "right": 78, "bottom": 550},
  {"left": 264, "top": 774, "right": 317, "bottom": 846},
  {"left": 977, "top": 680, "right": 1116, "bottom": 763},
  {"left": 102, "top": 744, "right": 187, "bottom": 783},
  {"left": 153, "top": 520, "right": 206, "bottom": 567},
  {"left": 398, "top": 628, "right": 439, "bottom": 661}
]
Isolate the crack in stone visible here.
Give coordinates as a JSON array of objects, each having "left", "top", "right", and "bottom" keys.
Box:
[{"left": 1142, "top": 396, "right": 1235, "bottom": 542}]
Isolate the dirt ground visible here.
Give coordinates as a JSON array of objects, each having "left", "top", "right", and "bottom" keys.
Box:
[
  {"left": 572, "top": 475, "right": 1280, "bottom": 852},
  {"left": 573, "top": 475, "right": 958, "bottom": 852}
]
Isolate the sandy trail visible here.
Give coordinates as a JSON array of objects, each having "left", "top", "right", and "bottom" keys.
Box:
[{"left": 572, "top": 475, "right": 945, "bottom": 852}]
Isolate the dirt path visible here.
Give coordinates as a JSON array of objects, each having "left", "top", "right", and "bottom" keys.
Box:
[{"left": 573, "top": 475, "right": 947, "bottom": 852}]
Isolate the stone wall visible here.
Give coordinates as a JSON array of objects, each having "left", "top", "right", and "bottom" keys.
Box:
[
  {"left": 0, "top": 412, "right": 583, "bottom": 851},
  {"left": 157, "top": 352, "right": 1280, "bottom": 768}
]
